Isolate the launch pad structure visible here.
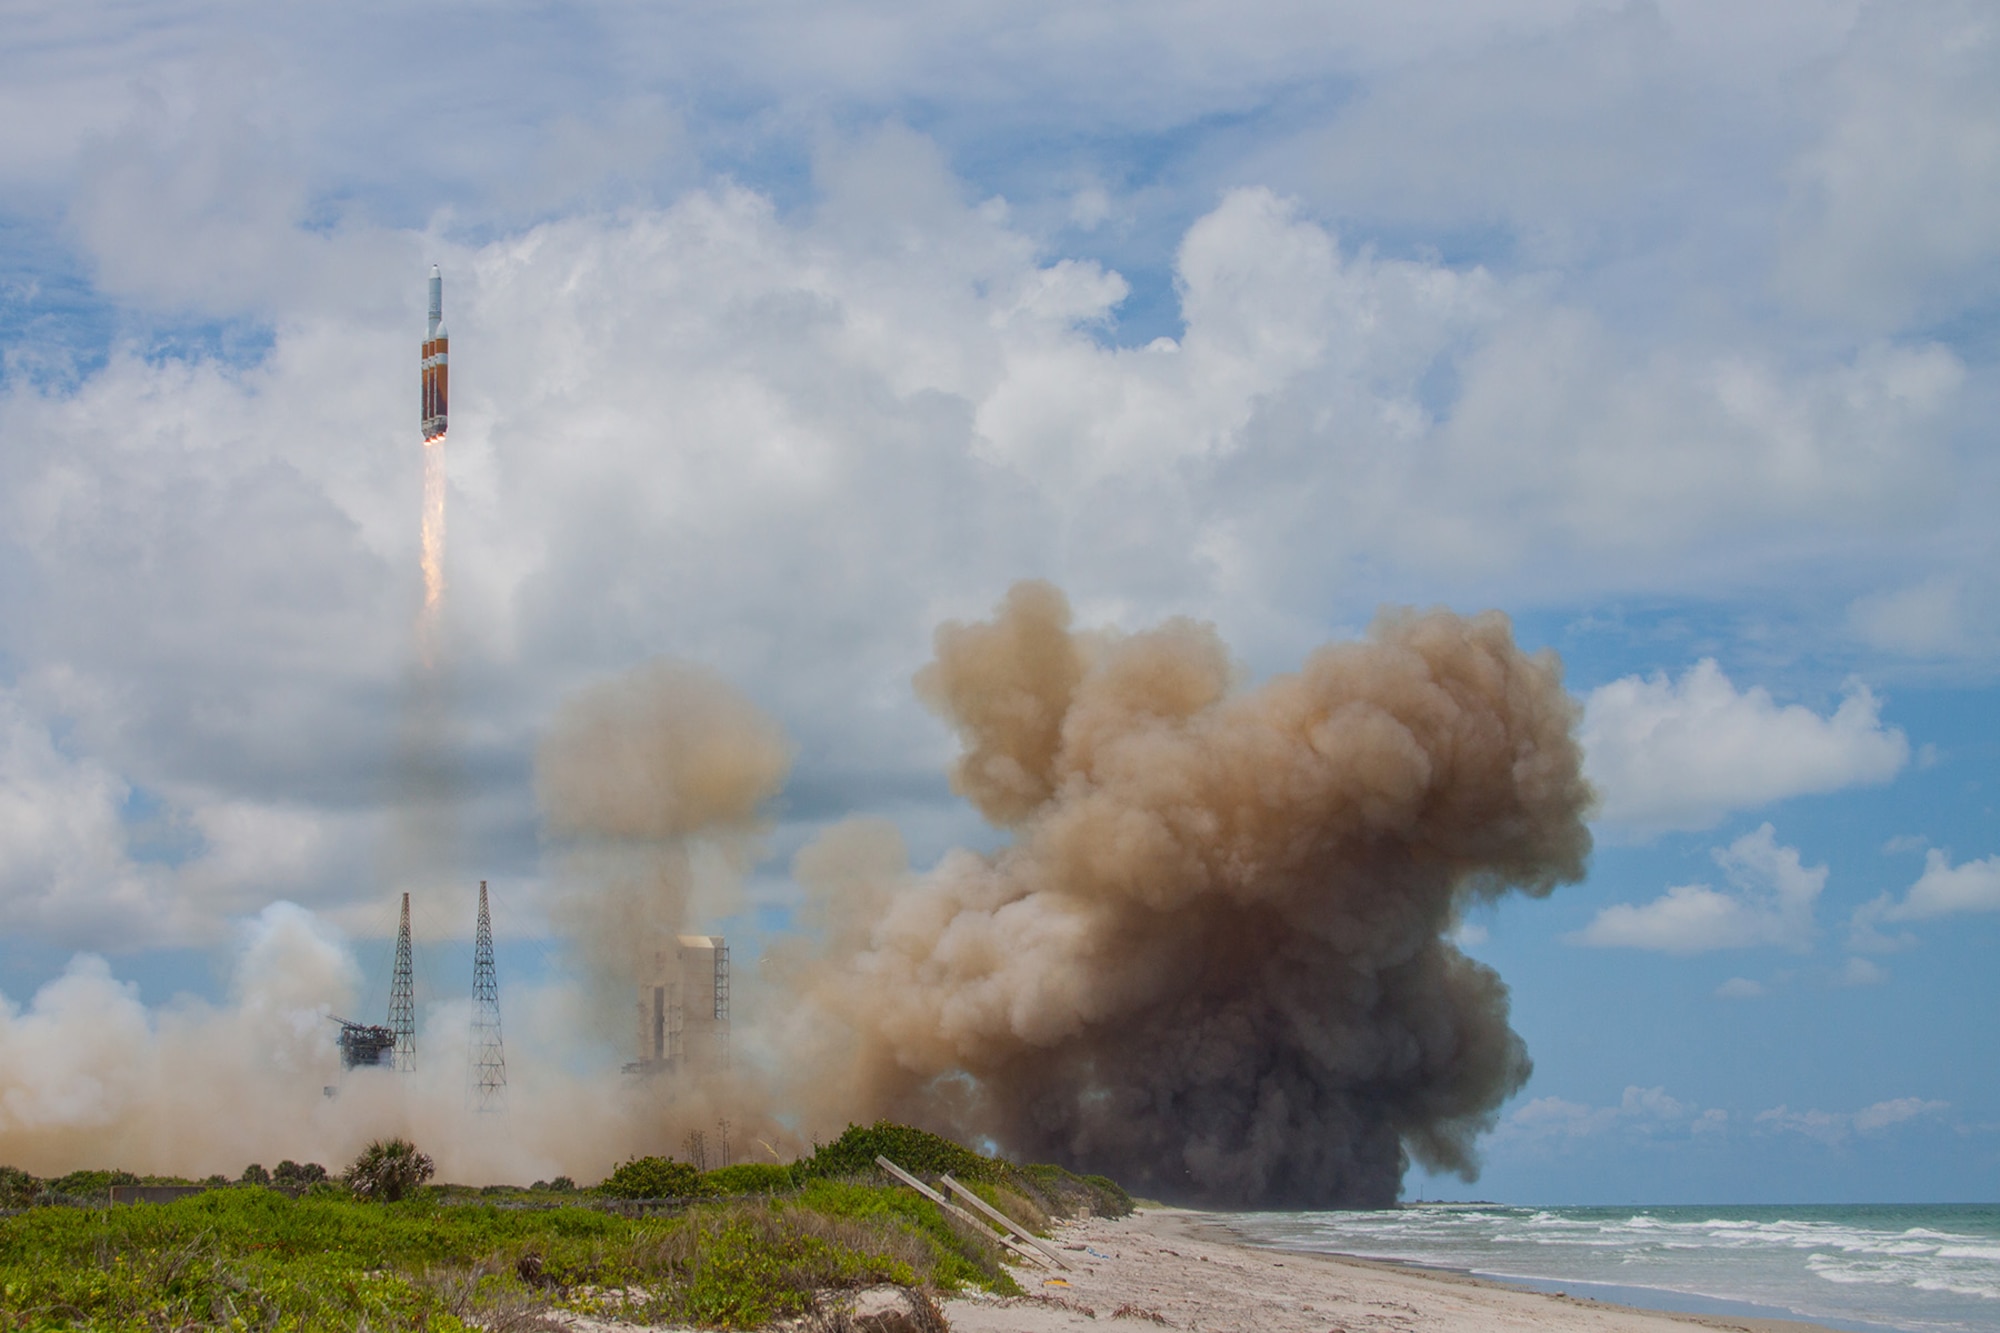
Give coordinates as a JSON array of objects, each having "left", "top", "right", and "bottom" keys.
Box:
[
  {"left": 626, "top": 934, "right": 731, "bottom": 1080},
  {"left": 329, "top": 883, "right": 512, "bottom": 1108},
  {"left": 333, "top": 1017, "right": 396, "bottom": 1068}
]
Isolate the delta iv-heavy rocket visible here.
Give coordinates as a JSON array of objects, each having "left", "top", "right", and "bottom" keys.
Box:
[{"left": 421, "top": 265, "right": 448, "bottom": 441}]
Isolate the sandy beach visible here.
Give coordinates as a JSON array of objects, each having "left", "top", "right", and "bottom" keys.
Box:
[{"left": 937, "top": 1207, "right": 1844, "bottom": 1333}]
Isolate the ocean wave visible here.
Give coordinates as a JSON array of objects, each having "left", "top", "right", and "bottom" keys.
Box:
[{"left": 1225, "top": 1203, "right": 2000, "bottom": 1333}]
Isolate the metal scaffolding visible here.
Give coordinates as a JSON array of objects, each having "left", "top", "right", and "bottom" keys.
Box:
[
  {"left": 470, "top": 880, "right": 506, "bottom": 1112},
  {"left": 332, "top": 1016, "right": 396, "bottom": 1068},
  {"left": 389, "top": 892, "right": 416, "bottom": 1072}
]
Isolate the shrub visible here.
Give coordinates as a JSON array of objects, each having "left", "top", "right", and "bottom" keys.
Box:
[
  {"left": 796, "top": 1122, "right": 999, "bottom": 1185},
  {"left": 1081, "top": 1172, "right": 1134, "bottom": 1216},
  {"left": 273, "top": 1160, "right": 327, "bottom": 1187},
  {"left": 240, "top": 1162, "right": 272, "bottom": 1186},
  {"left": 598, "top": 1155, "right": 706, "bottom": 1200},
  {"left": 0, "top": 1167, "right": 37, "bottom": 1208},
  {"left": 46, "top": 1168, "right": 138, "bottom": 1202},
  {"left": 704, "top": 1162, "right": 796, "bottom": 1195},
  {"left": 343, "top": 1138, "right": 435, "bottom": 1202},
  {"left": 1015, "top": 1162, "right": 1135, "bottom": 1218}
]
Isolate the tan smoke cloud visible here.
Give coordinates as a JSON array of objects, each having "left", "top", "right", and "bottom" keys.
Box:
[
  {"left": 775, "top": 581, "right": 1593, "bottom": 1206},
  {"left": 535, "top": 658, "right": 790, "bottom": 1036}
]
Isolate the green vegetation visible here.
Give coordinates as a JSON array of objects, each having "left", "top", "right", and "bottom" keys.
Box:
[
  {"left": 798, "top": 1121, "right": 1135, "bottom": 1224},
  {"left": 1018, "top": 1162, "right": 1135, "bottom": 1219},
  {"left": 0, "top": 1178, "right": 1011, "bottom": 1329},
  {"left": 273, "top": 1160, "right": 328, "bottom": 1189},
  {"left": 0, "top": 1122, "right": 1131, "bottom": 1328},
  {"left": 344, "top": 1138, "right": 436, "bottom": 1202},
  {"left": 797, "top": 1121, "right": 1000, "bottom": 1185},
  {"left": 703, "top": 1162, "right": 796, "bottom": 1195},
  {"left": 599, "top": 1154, "right": 706, "bottom": 1200}
]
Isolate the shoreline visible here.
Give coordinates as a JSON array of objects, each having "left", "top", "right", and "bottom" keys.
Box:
[
  {"left": 940, "top": 1206, "right": 1852, "bottom": 1333},
  {"left": 1185, "top": 1214, "right": 1895, "bottom": 1333}
]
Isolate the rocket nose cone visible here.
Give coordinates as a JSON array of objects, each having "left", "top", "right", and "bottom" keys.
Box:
[{"left": 430, "top": 264, "right": 441, "bottom": 278}]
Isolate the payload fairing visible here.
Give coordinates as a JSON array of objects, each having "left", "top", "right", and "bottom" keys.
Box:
[{"left": 421, "top": 266, "right": 449, "bottom": 441}]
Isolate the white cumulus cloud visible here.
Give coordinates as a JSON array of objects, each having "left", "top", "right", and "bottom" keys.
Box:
[
  {"left": 1757, "top": 1096, "right": 1948, "bottom": 1146},
  {"left": 1497, "top": 1085, "right": 1727, "bottom": 1147},
  {"left": 1889, "top": 850, "right": 2000, "bottom": 919},
  {"left": 1571, "top": 824, "right": 1825, "bottom": 954},
  {"left": 1581, "top": 659, "right": 1909, "bottom": 835},
  {"left": 1850, "top": 849, "right": 2000, "bottom": 952}
]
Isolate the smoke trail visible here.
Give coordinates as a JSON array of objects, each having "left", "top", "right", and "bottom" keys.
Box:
[
  {"left": 775, "top": 582, "right": 1594, "bottom": 1207},
  {"left": 417, "top": 436, "right": 447, "bottom": 668},
  {"left": 383, "top": 427, "right": 461, "bottom": 969}
]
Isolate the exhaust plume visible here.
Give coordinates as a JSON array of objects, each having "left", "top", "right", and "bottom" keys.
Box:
[
  {"left": 417, "top": 437, "right": 447, "bottom": 667},
  {"left": 777, "top": 582, "right": 1593, "bottom": 1206},
  {"left": 536, "top": 658, "right": 791, "bottom": 1031}
]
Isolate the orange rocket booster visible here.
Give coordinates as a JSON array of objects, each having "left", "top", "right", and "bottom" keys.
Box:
[{"left": 421, "top": 265, "right": 448, "bottom": 441}]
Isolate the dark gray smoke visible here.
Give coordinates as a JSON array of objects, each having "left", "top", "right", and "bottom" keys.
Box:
[{"left": 779, "top": 582, "right": 1594, "bottom": 1207}]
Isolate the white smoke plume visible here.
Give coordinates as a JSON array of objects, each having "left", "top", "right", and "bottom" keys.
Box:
[{"left": 0, "top": 903, "right": 651, "bottom": 1182}]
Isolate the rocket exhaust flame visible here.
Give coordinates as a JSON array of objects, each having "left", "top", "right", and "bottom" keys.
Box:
[{"left": 418, "top": 436, "right": 446, "bottom": 663}]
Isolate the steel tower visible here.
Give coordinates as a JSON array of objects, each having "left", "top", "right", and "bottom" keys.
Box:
[
  {"left": 470, "top": 881, "right": 506, "bottom": 1111},
  {"left": 389, "top": 892, "right": 416, "bottom": 1072}
]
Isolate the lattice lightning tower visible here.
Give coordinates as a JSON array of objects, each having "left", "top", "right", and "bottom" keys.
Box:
[
  {"left": 389, "top": 892, "right": 416, "bottom": 1072},
  {"left": 470, "top": 880, "right": 507, "bottom": 1111}
]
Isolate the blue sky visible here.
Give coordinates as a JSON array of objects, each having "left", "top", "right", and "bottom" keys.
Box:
[{"left": 0, "top": 0, "right": 1996, "bottom": 1200}]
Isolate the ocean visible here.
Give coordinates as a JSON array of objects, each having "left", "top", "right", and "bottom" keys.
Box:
[{"left": 1220, "top": 1203, "right": 2000, "bottom": 1333}]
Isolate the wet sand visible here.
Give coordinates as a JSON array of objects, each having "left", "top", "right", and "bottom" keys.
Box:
[{"left": 939, "top": 1207, "right": 1844, "bottom": 1333}]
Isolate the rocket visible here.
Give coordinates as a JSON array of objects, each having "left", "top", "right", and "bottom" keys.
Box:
[{"left": 421, "top": 265, "right": 448, "bottom": 441}]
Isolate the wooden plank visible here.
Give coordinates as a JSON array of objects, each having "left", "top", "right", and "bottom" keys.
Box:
[
  {"left": 873, "top": 1156, "right": 1052, "bottom": 1269},
  {"left": 939, "top": 1174, "right": 1071, "bottom": 1270}
]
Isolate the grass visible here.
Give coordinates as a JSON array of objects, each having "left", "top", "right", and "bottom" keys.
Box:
[
  {"left": 0, "top": 1123, "right": 1131, "bottom": 1329},
  {"left": 0, "top": 1180, "right": 1016, "bottom": 1330}
]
